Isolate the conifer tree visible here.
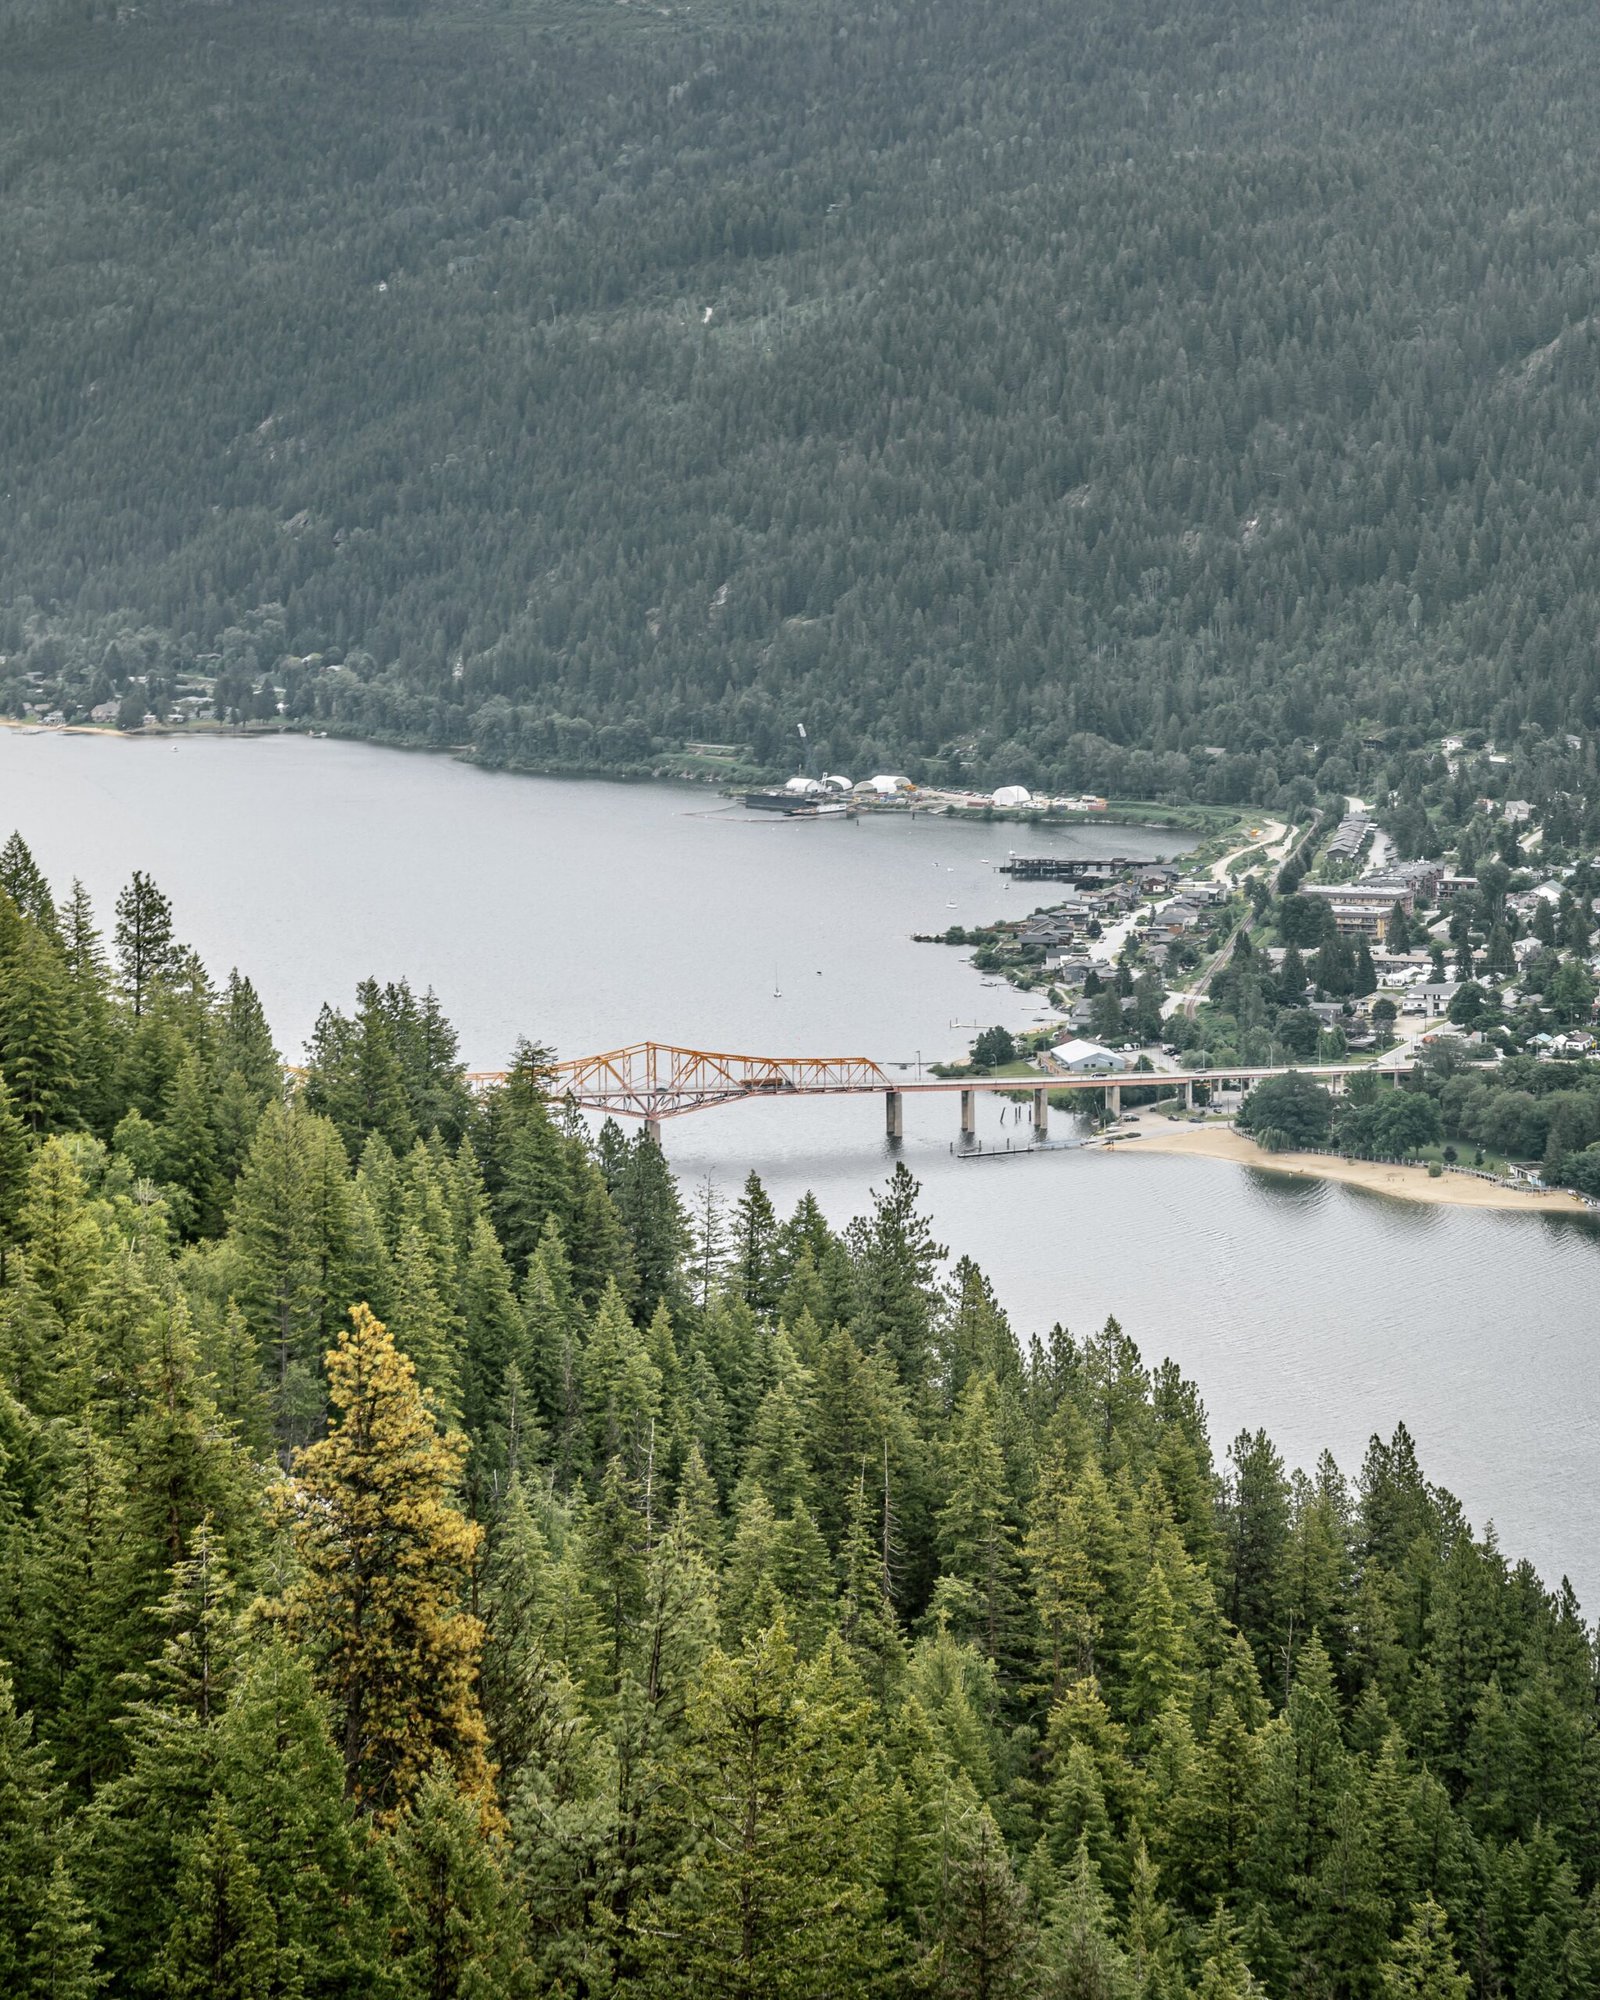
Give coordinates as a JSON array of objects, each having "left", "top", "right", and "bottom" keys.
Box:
[
  {"left": 1, "top": 925, "right": 80, "bottom": 1132},
  {"left": 583, "top": 1455, "right": 648, "bottom": 1684},
  {"left": 198, "top": 1303, "right": 273, "bottom": 1457},
  {"left": 159, "top": 1053, "right": 223, "bottom": 1239},
  {"left": 1181, "top": 1696, "right": 1260, "bottom": 1902},
  {"left": 157, "top": 1796, "right": 274, "bottom": 2000},
  {"left": 492, "top": 1092, "right": 572, "bottom": 1277},
  {"left": 838, "top": 1467, "right": 905, "bottom": 1701},
  {"left": 390, "top": 1765, "right": 531, "bottom": 2000},
  {"left": 1123, "top": 1840, "right": 1185, "bottom": 2000},
  {"left": 742, "top": 1379, "right": 816, "bottom": 1517},
  {"left": 1249, "top": 1632, "right": 1348, "bottom": 1900},
  {"left": 1042, "top": 1834, "right": 1129, "bottom": 2000},
  {"left": 0, "top": 836, "right": 60, "bottom": 937},
  {"left": 907, "top": 1623, "right": 1004, "bottom": 1806},
  {"left": 1047, "top": 1741, "right": 1118, "bottom": 1884},
  {"left": 55, "top": 880, "right": 115, "bottom": 1144},
  {"left": 1305, "top": 1788, "right": 1390, "bottom": 1995},
  {"left": 1220, "top": 1430, "right": 1290, "bottom": 1679},
  {"left": 562, "top": 1154, "right": 637, "bottom": 1309},
  {"left": 1027, "top": 1439, "right": 1107, "bottom": 1701},
  {"left": 117, "top": 1302, "right": 260, "bottom": 1598},
  {"left": 77, "top": 1526, "right": 239, "bottom": 1996},
  {"left": 0, "top": 1669, "right": 76, "bottom": 1997},
  {"left": 1193, "top": 1906, "right": 1266, "bottom": 2000},
  {"left": 581, "top": 1277, "right": 661, "bottom": 1483},
  {"left": 0, "top": 1074, "right": 33, "bottom": 1282},
  {"left": 687, "top": 1172, "right": 726, "bottom": 1313},
  {"left": 1380, "top": 1896, "right": 1469, "bottom": 2000},
  {"left": 721, "top": 1482, "right": 784, "bottom": 1647},
  {"left": 1123, "top": 1560, "right": 1195, "bottom": 1743},
  {"left": 519, "top": 1216, "right": 580, "bottom": 1431},
  {"left": 283, "top": 1306, "right": 495, "bottom": 1823},
  {"left": 17, "top": 1144, "right": 100, "bottom": 1328},
  {"left": 355, "top": 1130, "right": 404, "bottom": 1250},
  {"left": 637, "top": 1509, "right": 720, "bottom": 1713},
  {"left": 634, "top": 1618, "right": 889, "bottom": 1998},
  {"left": 303, "top": 981, "right": 417, "bottom": 1161},
  {"left": 214, "top": 1639, "right": 390, "bottom": 1999},
  {"left": 228, "top": 1100, "right": 354, "bottom": 1433},
  {"left": 932, "top": 1803, "right": 1036, "bottom": 2000},
  {"left": 387, "top": 1220, "right": 461, "bottom": 1426},
  {"left": 22, "top": 1422, "right": 141, "bottom": 1796},
  {"left": 613, "top": 1126, "right": 688, "bottom": 1321},
  {"left": 112, "top": 872, "right": 178, "bottom": 1020},
  {"left": 937, "top": 1375, "right": 1026, "bottom": 1674},
  {"left": 943, "top": 1257, "right": 1020, "bottom": 1408},
  {"left": 461, "top": 1212, "right": 525, "bottom": 1489},
  {"left": 848, "top": 1163, "right": 946, "bottom": 1392},
  {"left": 728, "top": 1170, "right": 780, "bottom": 1318},
  {"left": 22, "top": 1856, "right": 102, "bottom": 2000},
  {"left": 76, "top": 1251, "right": 164, "bottom": 1433},
  {"left": 214, "top": 971, "right": 281, "bottom": 1106},
  {"left": 476, "top": 1477, "right": 560, "bottom": 1786},
  {"left": 768, "top": 1504, "right": 835, "bottom": 1653}
]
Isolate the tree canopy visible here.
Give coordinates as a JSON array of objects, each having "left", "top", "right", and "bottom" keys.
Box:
[
  {"left": 4, "top": 0, "right": 1600, "bottom": 797},
  {"left": 0, "top": 832, "right": 1595, "bottom": 1994}
]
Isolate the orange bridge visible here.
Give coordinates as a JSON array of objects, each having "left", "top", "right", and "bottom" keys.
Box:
[
  {"left": 540, "top": 1042, "right": 894, "bottom": 1124},
  {"left": 464, "top": 1043, "right": 1414, "bottom": 1142}
]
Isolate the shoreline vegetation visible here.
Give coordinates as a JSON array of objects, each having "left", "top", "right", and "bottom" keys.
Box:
[
  {"left": 0, "top": 714, "right": 1231, "bottom": 831},
  {"left": 1115, "top": 1112, "right": 1592, "bottom": 1213}
]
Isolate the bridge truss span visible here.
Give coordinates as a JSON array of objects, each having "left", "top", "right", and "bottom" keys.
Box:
[
  {"left": 546, "top": 1042, "right": 893, "bottom": 1123},
  {"left": 455, "top": 1044, "right": 1418, "bottom": 1142}
]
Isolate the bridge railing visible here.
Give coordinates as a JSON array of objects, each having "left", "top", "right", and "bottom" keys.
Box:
[{"left": 460, "top": 1047, "right": 1416, "bottom": 1122}]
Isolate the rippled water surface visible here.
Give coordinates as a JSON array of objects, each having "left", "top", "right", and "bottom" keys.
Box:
[{"left": 5, "top": 731, "right": 1597, "bottom": 1603}]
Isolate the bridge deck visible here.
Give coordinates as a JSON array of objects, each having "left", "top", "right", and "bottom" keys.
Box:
[{"left": 464, "top": 1042, "right": 1413, "bottom": 1122}]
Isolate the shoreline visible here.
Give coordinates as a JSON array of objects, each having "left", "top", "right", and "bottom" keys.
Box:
[
  {"left": 1111, "top": 1114, "right": 1593, "bottom": 1214},
  {"left": 0, "top": 719, "right": 1225, "bottom": 832}
]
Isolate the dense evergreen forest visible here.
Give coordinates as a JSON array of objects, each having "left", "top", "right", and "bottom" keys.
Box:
[
  {"left": 6, "top": 0, "right": 1600, "bottom": 793},
  {"left": 0, "top": 830, "right": 1597, "bottom": 1998}
]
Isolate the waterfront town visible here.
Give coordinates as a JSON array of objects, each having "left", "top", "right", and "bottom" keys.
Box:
[{"left": 925, "top": 761, "right": 1600, "bottom": 1199}]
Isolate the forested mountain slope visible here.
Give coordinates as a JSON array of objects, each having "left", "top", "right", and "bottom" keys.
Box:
[
  {"left": 5, "top": 0, "right": 1600, "bottom": 791},
  {"left": 1, "top": 832, "right": 1599, "bottom": 1994}
]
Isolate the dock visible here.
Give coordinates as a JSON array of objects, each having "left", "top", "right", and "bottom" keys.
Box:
[{"left": 998, "top": 855, "right": 1143, "bottom": 882}]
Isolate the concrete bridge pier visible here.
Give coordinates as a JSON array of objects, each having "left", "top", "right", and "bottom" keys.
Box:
[
  {"left": 1033, "top": 1087, "right": 1048, "bottom": 1138},
  {"left": 1183, "top": 1079, "right": 1195, "bottom": 1111},
  {"left": 1106, "top": 1083, "right": 1122, "bottom": 1117},
  {"left": 885, "top": 1090, "right": 904, "bottom": 1142},
  {"left": 960, "top": 1089, "right": 976, "bottom": 1138},
  {"left": 644, "top": 1116, "right": 662, "bottom": 1146}
]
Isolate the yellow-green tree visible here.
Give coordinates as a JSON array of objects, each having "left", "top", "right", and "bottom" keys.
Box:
[
  {"left": 283, "top": 1305, "right": 495, "bottom": 1824},
  {"left": 1380, "top": 1896, "right": 1469, "bottom": 2000}
]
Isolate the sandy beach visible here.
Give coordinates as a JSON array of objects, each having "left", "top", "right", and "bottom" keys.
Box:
[{"left": 1111, "top": 1114, "right": 1593, "bottom": 1213}]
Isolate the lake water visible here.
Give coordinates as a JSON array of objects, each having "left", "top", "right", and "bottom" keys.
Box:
[{"left": 5, "top": 730, "right": 1598, "bottom": 1606}]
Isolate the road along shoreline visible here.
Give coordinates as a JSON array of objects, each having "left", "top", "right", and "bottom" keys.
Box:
[{"left": 1107, "top": 1115, "right": 1592, "bottom": 1213}]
